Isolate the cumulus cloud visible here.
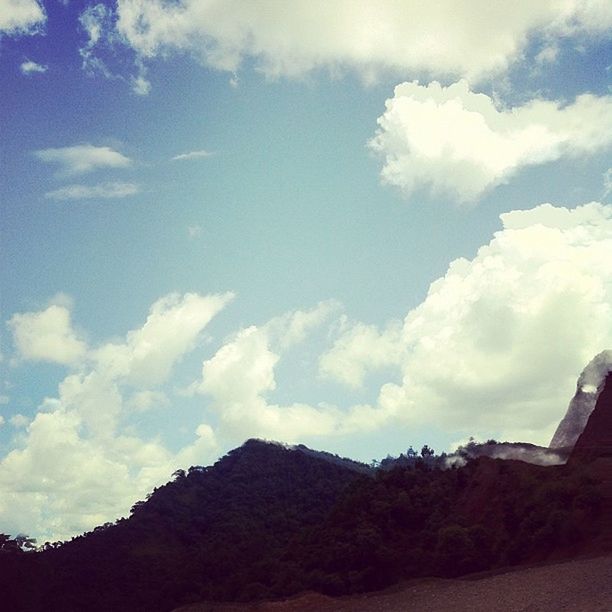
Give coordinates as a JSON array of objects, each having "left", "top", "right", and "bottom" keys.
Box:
[
  {"left": 369, "top": 80, "right": 612, "bottom": 202},
  {"left": 322, "top": 202, "right": 612, "bottom": 444},
  {"left": 77, "top": 1, "right": 612, "bottom": 89},
  {"left": 0, "top": 407, "right": 174, "bottom": 541},
  {"left": 0, "top": 0, "right": 45, "bottom": 35},
  {"left": 45, "top": 182, "right": 140, "bottom": 201},
  {"left": 8, "top": 303, "right": 87, "bottom": 366},
  {"left": 34, "top": 144, "right": 132, "bottom": 176},
  {"left": 172, "top": 150, "right": 213, "bottom": 161},
  {"left": 195, "top": 302, "right": 345, "bottom": 442},
  {"left": 0, "top": 291, "right": 232, "bottom": 541},
  {"left": 20, "top": 59, "right": 47, "bottom": 74},
  {"left": 319, "top": 318, "right": 403, "bottom": 388},
  {"left": 93, "top": 292, "right": 234, "bottom": 387}
]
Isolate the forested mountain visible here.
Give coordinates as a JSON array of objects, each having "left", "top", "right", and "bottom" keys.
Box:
[
  {"left": 0, "top": 439, "right": 368, "bottom": 611},
  {"left": 0, "top": 375, "right": 610, "bottom": 612}
]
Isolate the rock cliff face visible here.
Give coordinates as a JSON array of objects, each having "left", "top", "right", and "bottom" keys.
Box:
[
  {"left": 569, "top": 372, "right": 612, "bottom": 463},
  {"left": 549, "top": 350, "right": 612, "bottom": 449}
]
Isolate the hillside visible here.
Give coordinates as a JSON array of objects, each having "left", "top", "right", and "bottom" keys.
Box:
[
  {"left": 0, "top": 372, "right": 611, "bottom": 612},
  {"left": 175, "top": 554, "right": 612, "bottom": 612},
  {"left": 6, "top": 439, "right": 367, "bottom": 612}
]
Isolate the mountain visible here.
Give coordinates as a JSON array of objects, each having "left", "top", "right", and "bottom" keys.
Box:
[
  {"left": 550, "top": 350, "right": 612, "bottom": 449},
  {"left": 570, "top": 372, "right": 612, "bottom": 463},
  {"left": 0, "top": 439, "right": 368, "bottom": 612},
  {"left": 1, "top": 358, "right": 611, "bottom": 612},
  {"left": 568, "top": 371, "right": 612, "bottom": 555}
]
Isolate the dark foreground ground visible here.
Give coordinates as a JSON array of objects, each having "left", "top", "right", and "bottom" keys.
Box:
[{"left": 175, "top": 554, "right": 612, "bottom": 612}]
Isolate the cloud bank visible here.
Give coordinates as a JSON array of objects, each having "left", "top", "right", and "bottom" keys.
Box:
[
  {"left": 2, "top": 203, "right": 611, "bottom": 542},
  {"left": 1, "top": 292, "right": 233, "bottom": 541},
  {"left": 369, "top": 80, "right": 612, "bottom": 202},
  {"left": 81, "top": 1, "right": 612, "bottom": 87},
  {"left": 194, "top": 301, "right": 345, "bottom": 443},
  {"left": 322, "top": 202, "right": 612, "bottom": 442}
]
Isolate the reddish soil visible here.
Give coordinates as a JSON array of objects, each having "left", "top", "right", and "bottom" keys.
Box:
[{"left": 176, "top": 554, "right": 612, "bottom": 612}]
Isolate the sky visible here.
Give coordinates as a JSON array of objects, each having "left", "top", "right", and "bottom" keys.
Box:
[{"left": 0, "top": 0, "right": 611, "bottom": 543}]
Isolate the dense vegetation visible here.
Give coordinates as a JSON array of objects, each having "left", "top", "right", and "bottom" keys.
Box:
[{"left": 0, "top": 438, "right": 606, "bottom": 612}]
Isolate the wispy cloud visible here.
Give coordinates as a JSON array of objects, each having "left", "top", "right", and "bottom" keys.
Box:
[
  {"left": 35, "top": 144, "right": 132, "bottom": 176},
  {"left": 172, "top": 149, "right": 213, "bottom": 161},
  {"left": 187, "top": 225, "right": 203, "bottom": 239},
  {"left": 9, "top": 414, "right": 28, "bottom": 428},
  {"left": 20, "top": 59, "right": 47, "bottom": 74},
  {"left": 604, "top": 168, "right": 612, "bottom": 198},
  {"left": 45, "top": 182, "right": 140, "bottom": 201}
]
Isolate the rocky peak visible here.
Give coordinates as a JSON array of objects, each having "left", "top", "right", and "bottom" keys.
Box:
[
  {"left": 569, "top": 372, "right": 612, "bottom": 464},
  {"left": 549, "top": 350, "right": 612, "bottom": 449}
]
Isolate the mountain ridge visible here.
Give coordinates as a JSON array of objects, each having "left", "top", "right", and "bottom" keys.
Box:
[{"left": 0, "top": 356, "right": 610, "bottom": 612}]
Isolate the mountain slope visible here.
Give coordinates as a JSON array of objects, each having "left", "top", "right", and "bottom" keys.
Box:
[{"left": 1, "top": 440, "right": 368, "bottom": 612}]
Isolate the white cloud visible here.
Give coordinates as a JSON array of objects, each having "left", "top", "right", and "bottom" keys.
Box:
[
  {"left": 195, "top": 302, "right": 344, "bottom": 442},
  {"left": 0, "top": 407, "right": 174, "bottom": 541},
  {"left": 34, "top": 144, "right": 132, "bottom": 176},
  {"left": 126, "top": 390, "right": 169, "bottom": 412},
  {"left": 604, "top": 168, "right": 612, "bottom": 197},
  {"left": 45, "top": 182, "right": 140, "bottom": 201},
  {"left": 80, "top": 1, "right": 612, "bottom": 87},
  {"left": 369, "top": 80, "right": 612, "bottom": 202},
  {"left": 0, "top": 0, "right": 45, "bottom": 35},
  {"left": 172, "top": 150, "right": 213, "bottom": 161},
  {"left": 0, "top": 395, "right": 9, "bottom": 405},
  {"left": 265, "top": 300, "right": 340, "bottom": 350},
  {"left": 0, "top": 292, "right": 232, "bottom": 541},
  {"left": 534, "top": 44, "right": 559, "bottom": 65},
  {"left": 187, "top": 225, "right": 202, "bottom": 239},
  {"left": 319, "top": 318, "right": 403, "bottom": 388},
  {"left": 9, "top": 414, "right": 29, "bottom": 428},
  {"left": 20, "top": 59, "right": 47, "bottom": 74},
  {"left": 130, "top": 74, "right": 151, "bottom": 95},
  {"left": 0, "top": 416, "right": 4, "bottom": 427},
  {"left": 322, "top": 202, "right": 612, "bottom": 444},
  {"left": 8, "top": 303, "right": 87, "bottom": 366},
  {"left": 94, "top": 292, "right": 234, "bottom": 387},
  {"left": 78, "top": 3, "right": 116, "bottom": 78}
]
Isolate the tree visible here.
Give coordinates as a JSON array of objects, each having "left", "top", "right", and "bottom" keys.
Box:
[
  {"left": 0, "top": 533, "right": 36, "bottom": 553},
  {"left": 420, "top": 445, "right": 435, "bottom": 458}
]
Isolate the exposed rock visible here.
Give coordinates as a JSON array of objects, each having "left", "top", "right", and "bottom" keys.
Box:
[
  {"left": 569, "top": 372, "right": 612, "bottom": 463},
  {"left": 549, "top": 350, "right": 612, "bottom": 449}
]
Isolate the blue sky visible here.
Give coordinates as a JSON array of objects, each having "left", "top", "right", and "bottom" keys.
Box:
[{"left": 1, "top": 1, "right": 611, "bottom": 542}]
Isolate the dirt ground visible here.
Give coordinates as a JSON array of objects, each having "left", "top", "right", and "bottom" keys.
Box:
[{"left": 177, "top": 554, "right": 612, "bottom": 612}]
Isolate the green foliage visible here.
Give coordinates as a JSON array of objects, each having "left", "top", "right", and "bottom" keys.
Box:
[{"left": 0, "top": 443, "right": 605, "bottom": 612}]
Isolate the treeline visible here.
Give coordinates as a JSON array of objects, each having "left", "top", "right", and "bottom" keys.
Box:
[{"left": 0, "top": 440, "right": 605, "bottom": 611}]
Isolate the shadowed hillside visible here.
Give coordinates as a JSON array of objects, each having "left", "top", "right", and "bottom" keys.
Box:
[{"left": 0, "top": 372, "right": 610, "bottom": 612}]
